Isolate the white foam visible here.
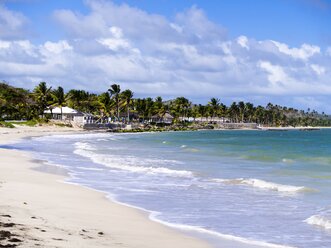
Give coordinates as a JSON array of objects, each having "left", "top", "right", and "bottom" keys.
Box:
[
  {"left": 33, "top": 132, "right": 112, "bottom": 141},
  {"left": 75, "top": 142, "right": 97, "bottom": 151},
  {"left": 76, "top": 166, "right": 104, "bottom": 171},
  {"left": 305, "top": 214, "right": 331, "bottom": 230},
  {"left": 74, "top": 143, "right": 193, "bottom": 178},
  {"left": 212, "top": 178, "right": 310, "bottom": 193},
  {"left": 150, "top": 213, "right": 296, "bottom": 248}
]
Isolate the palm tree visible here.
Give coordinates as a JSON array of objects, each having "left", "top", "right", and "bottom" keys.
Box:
[
  {"left": 172, "top": 97, "right": 190, "bottom": 120},
  {"left": 33, "top": 82, "right": 53, "bottom": 117},
  {"left": 98, "top": 92, "right": 112, "bottom": 117},
  {"left": 197, "top": 104, "right": 206, "bottom": 121},
  {"left": 245, "top": 102, "right": 254, "bottom": 122},
  {"left": 108, "top": 84, "right": 121, "bottom": 121},
  {"left": 229, "top": 102, "right": 239, "bottom": 122},
  {"left": 66, "top": 89, "right": 90, "bottom": 113},
  {"left": 121, "top": 89, "right": 134, "bottom": 122},
  {"left": 208, "top": 97, "right": 220, "bottom": 121},
  {"left": 52, "top": 86, "right": 66, "bottom": 120},
  {"left": 238, "top": 101, "right": 245, "bottom": 123}
]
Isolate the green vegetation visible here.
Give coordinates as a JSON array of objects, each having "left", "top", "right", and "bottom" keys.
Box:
[
  {"left": 0, "top": 121, "right": 15, "bottom": 128},
  {"left": 0, "top": 81, "right": 330, "bottom": 127},
  {"left": 8, "top": 119, "right": 48, "bottom": 127}
]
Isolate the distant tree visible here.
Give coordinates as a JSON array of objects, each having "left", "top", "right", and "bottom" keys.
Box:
[
  {"left": 33, "top": 82, "right": 53, "bottom": 117},
  {"left": 121, "top": 89, "right": 134, "bottom": 122},
  {"left": 52, "top": 86, "right": 66, "bottom": 119},
  {"left": 108, "top": 84, "right": 121, "bottom": 121},
  {"left": 208, "top": 98, "right": 220, "bottom": 120},
  {"left": 98, "top": 92, "right": 112, "bottom": 116}
]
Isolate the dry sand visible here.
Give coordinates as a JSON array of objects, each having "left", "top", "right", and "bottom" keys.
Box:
[{"left": 0, "top": 126, "right": 211, "bottom": 248}]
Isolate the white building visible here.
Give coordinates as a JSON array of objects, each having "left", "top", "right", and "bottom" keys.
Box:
[{"left": 44, "top": 107, "right": 83, "bottom": 121}]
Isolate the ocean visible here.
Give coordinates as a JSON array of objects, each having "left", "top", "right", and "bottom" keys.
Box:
[{"left": 11, "top": 129, "right": 331, "bottom": 248}]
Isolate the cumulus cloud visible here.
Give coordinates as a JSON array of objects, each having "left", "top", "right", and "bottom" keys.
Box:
[
  {"left": 1, "top": 0, "right": 331, "bottom": 112},
  {"left": 271, "top": 41, "right": 320, "bottom": 61}
]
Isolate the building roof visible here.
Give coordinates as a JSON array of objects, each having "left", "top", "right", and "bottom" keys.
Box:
[
  {"left": 151, "top": 112, "right": 174, "bottom": 119},
  {"left": 44, "top": 107, "right": 81, "bottom": 114}
]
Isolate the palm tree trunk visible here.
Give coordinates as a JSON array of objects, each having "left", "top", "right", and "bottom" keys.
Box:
[
  {"left": 127, "top": 105, "right": 129, "bottom": 123},
  {"left": 116, "top": 99, "right": 119, "bottom": 121}
]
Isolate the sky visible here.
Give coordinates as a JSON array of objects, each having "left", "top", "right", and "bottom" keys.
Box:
[{"left": 1, "top": 0, "right": 331, "bottom": 113}]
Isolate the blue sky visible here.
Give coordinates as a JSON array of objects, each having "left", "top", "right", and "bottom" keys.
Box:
[
  {"left": 1, "top": 0, "right": 331, "bottom": 112},
  {"left": 6, "top": 0, "right": 331, "bottom": 46}
]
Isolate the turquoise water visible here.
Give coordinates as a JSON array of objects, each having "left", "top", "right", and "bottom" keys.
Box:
[{"left": 10, "top": 129, "right": 331, "bottom": 247}]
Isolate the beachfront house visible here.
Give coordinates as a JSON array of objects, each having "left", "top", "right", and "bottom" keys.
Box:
[{"left": 44, "top": 106, "right": 84, "bottom": 121}]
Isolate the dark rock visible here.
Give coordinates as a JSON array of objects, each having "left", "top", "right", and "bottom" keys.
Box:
[
  {"left": 1, "top": 223, "right": 15, "bottom": 228},
  {"left": 0, "top": 244, "right": 17, "bottom": 248},
  {"left": 8, "top": 238, "right": 21, "bottom": 243},
  {"left": 0, "top": 230, "right": 12, "bottom": 239},
  {"left": 0, "top": 215, "right": 11, "bottom": 218}
]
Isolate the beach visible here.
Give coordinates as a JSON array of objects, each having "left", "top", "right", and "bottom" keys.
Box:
[
  {"left": 1, "top": 126, "right": 331, "bottom": 248},
  {"left": 0, "top": 126, "right": 211, "bottom": 248}
]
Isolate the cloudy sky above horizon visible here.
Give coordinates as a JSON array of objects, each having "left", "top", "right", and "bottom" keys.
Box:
[{"left": 1, "top": 0, "right": 331, "bottom": 113}]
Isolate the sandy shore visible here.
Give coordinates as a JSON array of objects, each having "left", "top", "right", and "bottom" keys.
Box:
[{"left": 0, "top": 126, "right": 211, "bottom": 248}]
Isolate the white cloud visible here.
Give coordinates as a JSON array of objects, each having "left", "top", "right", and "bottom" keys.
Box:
[
  {"left": 310, "top": 64, "right": 325, "bottom": 75},
  {"left": 1, "top": 0, "right": 331, "bottom": 113},
  {"left": 237, "top": 36, "right": 249, "bottom": 50},
  {"left": 0, "top": 5, "right": 29, "bottom": 39},
  {"left": 258, "top": 61, "right": 289, "bottom": 85},
  {"left": 42, "top": 40, "right": 72, "bottom": 54},
  {"left": 96, "top": 27, "right": 131, "bottom": 51},
  {"left": 271, "top": 41, "right": 320, "bottom": 60},
  {"left": 0, "top": 40, "right": 10, "bottom": 49}
]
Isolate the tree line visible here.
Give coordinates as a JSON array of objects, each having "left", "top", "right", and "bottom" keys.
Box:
[{"left": 0, "top": 81, "right": 330, "bottom": 127}]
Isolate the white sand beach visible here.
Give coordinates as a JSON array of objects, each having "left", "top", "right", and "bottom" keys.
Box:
[{"left": 0, "top": 126, "right": 211, "bottom": 248}]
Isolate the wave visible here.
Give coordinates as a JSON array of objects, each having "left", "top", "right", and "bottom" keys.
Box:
[
  {"left": 150, "top": 213, "right": 296, "bottom": 248},
  {"left": 33, "top": 132, "right": 112, "bottom": 141},
  {"left": 304, "top": 213, "right": 331, "bottom": 230},
  {"left": 76, "top": 166, "right": 104, "bottom": 171},
  {"left": 74, "top": 142, "right": 193, "bottom": 178},
  {"left": 212, "top": 178, "right": 311, "bottom": 193},
  {"left": 75, "top": 142, "right": 97, "bottom": 151}
]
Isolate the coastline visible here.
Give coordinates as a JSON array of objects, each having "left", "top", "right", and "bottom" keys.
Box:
[{"left": 0, "top": 126, "right": 211, "bottom": 248}]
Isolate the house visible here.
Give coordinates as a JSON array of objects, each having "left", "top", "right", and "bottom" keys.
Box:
[
  {"left": 44, "top": 107, "right": 84, "bottom": 121},
  {"left": 151, "top": 112, "right": 174, "bottom": 124}
]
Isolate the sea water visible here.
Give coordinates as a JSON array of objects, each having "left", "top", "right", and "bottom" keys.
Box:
[{"left": 10, "top": 129, "right": 331, "bottom": 247}]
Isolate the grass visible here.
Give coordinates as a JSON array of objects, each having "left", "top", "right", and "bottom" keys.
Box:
[
  {"left": 0, "top": 121, "right": 15, "bottom": 128},
  {"left": 9, "top": 119, "right": 39, "bottom": 126},
  {"left": 7, "top": 118, "right": 49, "bottom": 127}
]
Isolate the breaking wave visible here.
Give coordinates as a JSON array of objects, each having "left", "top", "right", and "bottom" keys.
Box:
[
  {"left": 212, "top": 178, "right": 311, "bottom": 193},
  {"left": 305, "top": 208, "right": 331, "bottom": 230},
  {"left": 74, "top": 142, "right": 193, "bottom": 178}
]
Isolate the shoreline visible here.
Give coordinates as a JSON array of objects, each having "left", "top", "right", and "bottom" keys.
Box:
[
  {"left": 0, "top": 126, "right": 211, "bottom": 248},
  {"left": 0, "top": 125, "right": 305, "bottom": 248}
]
